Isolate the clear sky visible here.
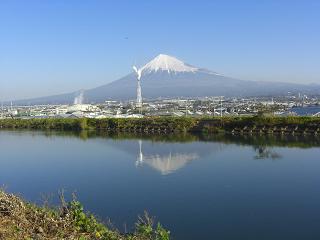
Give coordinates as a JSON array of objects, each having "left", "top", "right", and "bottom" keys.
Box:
[{"left": 0, "top": 0, "right": 319, "bottom": 101}]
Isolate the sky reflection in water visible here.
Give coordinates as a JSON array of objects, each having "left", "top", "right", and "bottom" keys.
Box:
[{"left": 1, "top": 131, "right": 320, "bottom": 240}]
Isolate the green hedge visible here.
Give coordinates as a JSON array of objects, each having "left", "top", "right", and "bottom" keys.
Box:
[{"left": 1, "top": 116, "right": 319, "bottom": 133}]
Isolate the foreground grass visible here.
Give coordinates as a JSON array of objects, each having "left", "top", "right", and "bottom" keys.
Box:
[{"left": 0, "top": 190, "right": 170, "bottom": 240}]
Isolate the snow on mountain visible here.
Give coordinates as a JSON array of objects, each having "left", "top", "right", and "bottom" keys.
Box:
[
  {"left": 140, "top": 54, "right": 221, "bottom": 76},
  {"left": 140, "top": 54, "right": 199, "bottom": 74}
]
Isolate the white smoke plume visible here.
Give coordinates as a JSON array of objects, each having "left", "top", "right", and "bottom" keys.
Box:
[{"left": 74, "top": 90, "right": 84, "bottom": 105}]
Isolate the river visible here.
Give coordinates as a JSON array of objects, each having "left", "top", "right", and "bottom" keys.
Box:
[{"left": 1, "top": 130, "right": 320, "bottom": 239}]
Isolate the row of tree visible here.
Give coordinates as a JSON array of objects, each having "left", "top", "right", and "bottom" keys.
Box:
[{"left": 0, "top": 116, "right": 319, "bottom": 133}]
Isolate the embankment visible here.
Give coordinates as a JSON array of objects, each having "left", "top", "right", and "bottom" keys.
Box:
[{"left": 1, "top": 116, "right": 320, "bottom": 135}]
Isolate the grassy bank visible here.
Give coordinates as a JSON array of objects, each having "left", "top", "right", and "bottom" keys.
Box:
[
  {"left": 0, "top": 116, "right": 320, "bottom": 134},
  {"left": 0, "top": 117, "right": 197, "bottom": 133},
  {"left": 0, "top": 190, "right": 169, "bottom": 240}
]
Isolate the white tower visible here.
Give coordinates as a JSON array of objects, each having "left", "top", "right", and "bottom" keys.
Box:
[
  {"left": 135, "top": 140, "right": 144, "bottom": 167},
  {"left": 133, "top": 66, "right": 142, "bottom": 109}
]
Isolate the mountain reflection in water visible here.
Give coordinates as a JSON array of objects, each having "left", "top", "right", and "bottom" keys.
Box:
[
  {"left": 107, "top": 137, "right": 226, "bottom": 175},
  {"left": 136, "top": 140, "right": 200, "bottom": 175}
]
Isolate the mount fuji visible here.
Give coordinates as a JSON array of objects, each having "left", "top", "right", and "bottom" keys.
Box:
[{"left": 14, "top": 54, "right": 320, "bottom": 104}]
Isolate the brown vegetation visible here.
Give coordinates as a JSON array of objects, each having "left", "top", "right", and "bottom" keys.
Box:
[{"left": 0, "top": 190, "right": 169, "bottom": 240}]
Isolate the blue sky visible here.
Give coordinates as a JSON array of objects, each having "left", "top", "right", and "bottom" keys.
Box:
[{"left": 0, "top": 0, "right": 319, "bottom": 100}]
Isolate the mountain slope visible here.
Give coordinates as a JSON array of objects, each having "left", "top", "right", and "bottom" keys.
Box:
[{"left": 14, "top": 54, "right": 320, "bottom": 105}]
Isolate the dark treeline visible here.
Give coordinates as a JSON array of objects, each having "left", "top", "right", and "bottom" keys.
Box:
[
  {"left": 0, "top": 117, "right": 198, "bottom": 132},
  {"left": 199, "top": 116, "right": 320, "bottom": 134},
  {"left": 1, "top": 116, "right": 320, "bottom": 134},
  {"left": 200, "top": 133, "right": 320, "bottom": 148},
  {"left": 37, "top": 130, "right": 320, "bottom": 148},
  {"left": 2, "top": 127, "right": 320, "bottom": 149}
]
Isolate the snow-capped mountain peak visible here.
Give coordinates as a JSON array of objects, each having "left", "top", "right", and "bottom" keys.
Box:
[{"left": 140, "top": 54, "right": 199, "bottom": 74}]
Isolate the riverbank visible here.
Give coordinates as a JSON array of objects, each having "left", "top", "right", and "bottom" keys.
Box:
[
  {"left": 0, "top": 190, "right": 169, "bottom": 240},
  {"left": 0, "top": 116, "right": 320, "bottom": 135}
]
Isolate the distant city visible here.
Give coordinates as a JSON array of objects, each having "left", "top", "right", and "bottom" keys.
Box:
[{"left": 1, "top": 93, "right": 320, "bottom": 119}]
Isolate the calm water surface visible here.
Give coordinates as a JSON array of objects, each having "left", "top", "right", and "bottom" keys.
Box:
[
  {"left": 291, "top": 105, "right": 320, "bottom": 115},
  {"left": 1, "top": 130, "right": 320, "bottom": 240}
]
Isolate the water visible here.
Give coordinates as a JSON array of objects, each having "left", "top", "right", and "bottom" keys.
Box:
[
  {"left": 291, "top": 105, "right": 320, "bottom": 116},
  {"left": 1, "top": 130, "right": 320, "bottom": 240}
]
